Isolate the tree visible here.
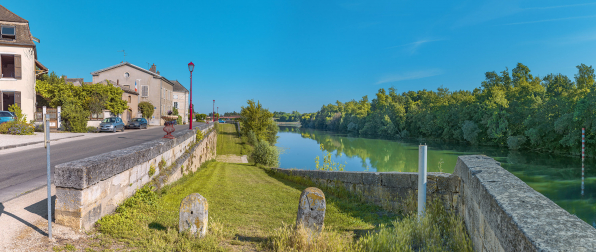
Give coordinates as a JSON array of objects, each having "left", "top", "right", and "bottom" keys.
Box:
[
  {"left": 138, "top": 102, "right": 155, "bottom": 119},
  {"left": 240, "top": 99, "right": 278, "bottom": 144}
]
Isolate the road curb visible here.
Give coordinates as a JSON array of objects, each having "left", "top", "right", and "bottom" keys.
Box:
[{"left": 0, "top": 135, "right": 85, "bottom": 150}]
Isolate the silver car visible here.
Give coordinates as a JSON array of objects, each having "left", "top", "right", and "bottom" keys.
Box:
[{"left": 99, "top": 117, "right": 125, "bottom": 132}]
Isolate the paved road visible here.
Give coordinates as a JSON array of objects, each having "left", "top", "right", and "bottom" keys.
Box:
[{"left": 0, "top": 123, "right": 209, "bottom": 203}]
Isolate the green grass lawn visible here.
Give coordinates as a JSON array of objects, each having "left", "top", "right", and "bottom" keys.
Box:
[{"left": 217, "top": 123, "right": 251, "bottom": 156}]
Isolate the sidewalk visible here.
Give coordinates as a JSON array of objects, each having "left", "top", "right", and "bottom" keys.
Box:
[{"left": 0, "top": 132, "right": 91, "bottom": 150}]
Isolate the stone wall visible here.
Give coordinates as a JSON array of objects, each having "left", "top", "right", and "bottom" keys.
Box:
[
  {"left": 273, "top": 155, "right": 596, "bottom": 251},
  {"left": 54, "top": 125, "right": 217, "bottom": 231},
  {"left": 270, "top": 169, "right": 461, "bottom": 214}
]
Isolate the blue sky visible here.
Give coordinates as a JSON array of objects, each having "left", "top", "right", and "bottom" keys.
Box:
[{"left": 6, "top": 1, "right": 596, "bottom": 114}]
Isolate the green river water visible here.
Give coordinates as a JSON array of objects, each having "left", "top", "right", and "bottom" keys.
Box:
[{"left": 277, "top": 126, "right": 596, "bottom": 227}]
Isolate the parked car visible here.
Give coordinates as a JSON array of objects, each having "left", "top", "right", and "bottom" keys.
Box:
[
  {"left": 218, "top": 119, "right": 225, "bottom": 123},
  {"left": 126, "top": 118, "right": 148, "bottom": 129},
  {"left": 0, "top": 111, "right": 15, "bottom": 124},
  {"left": 99, "top": 117, "right": 125, "bottom": 132}
]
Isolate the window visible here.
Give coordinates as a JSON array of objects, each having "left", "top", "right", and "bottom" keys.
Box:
[
  {"left": 174, "top": 102, "right": 178, "bottom": 108},
  {"left": 1, "top": 26, "right": 15, "bottom": 40},
  {"left": 1, "top": 54, "right": 21, "bottom": 79},
  {"left": 141, "top": 86, "right": 148, "bottom": 97}
]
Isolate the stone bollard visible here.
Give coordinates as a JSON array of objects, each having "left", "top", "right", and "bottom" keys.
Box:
[
  {"left": 179, "top": 193, "right": 208, "bottom": 238},
  {"left": 296, "top": 187, "right": 326, "bottom": 234}
]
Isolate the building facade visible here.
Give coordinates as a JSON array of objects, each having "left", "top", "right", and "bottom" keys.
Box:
[
  {"left": 171, "top": 80, "right": 189, "bottom": 124},
  {"left": 91, "top": 62, "right": 174, "bottom": 125},
  {"left": 0, "top": 5, "right": 44, "bottom": 121}
]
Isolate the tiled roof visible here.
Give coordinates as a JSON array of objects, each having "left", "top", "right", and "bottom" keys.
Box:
[
  {"left": 0, "top": 5, "right": 28, "bottom": 23},
  {"left": 0, "top": 5, "right": 35, "bottom": 47},
  {"left": 171, "top": 80, "right": 189, "bottom": 93}
]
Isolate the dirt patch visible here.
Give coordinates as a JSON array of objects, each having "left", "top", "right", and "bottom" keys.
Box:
[{"left": 216, "top": 154, "right": 249, "bottom": 163}]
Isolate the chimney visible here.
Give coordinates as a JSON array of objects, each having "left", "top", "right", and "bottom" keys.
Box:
[
  {"left": 149, "top": 64, "right": 156, "bottom": 73},
  {"left": 156, "top": 70, "right": 160, "bottom": 75}
]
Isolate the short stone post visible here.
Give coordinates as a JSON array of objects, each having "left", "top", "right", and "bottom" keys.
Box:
[
  {"left": 179, "top": 193, "right": 208, "bottom": 238},
  {"left": 296, "top": 187, "right": 326, "bottom": 234}
]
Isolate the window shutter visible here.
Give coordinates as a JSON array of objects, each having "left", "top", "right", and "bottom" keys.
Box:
[
  {"left": 0, "top": 91, "right": 3, "bottom": 110},
  {"left": 15, "top": 91, "right": 21, "bottom": 108},
  {"left": 14, "top": 55, "right": 21, "bottom": 79},
  {"left": 142, "top": 86, "right": 149, "bottom": 97}
]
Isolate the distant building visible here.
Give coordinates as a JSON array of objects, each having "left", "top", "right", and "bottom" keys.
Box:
[
  {"left": 0, "top": 5, "right": 46, "bottom": 120},
  {"left": 171, "top": 80, "right": 189, "bottom": 124},
  {"left": 63, "top": 76, "right": 84, "bottom": 86},
  {"left": 91, "top": 62, "right": 175, "bottom": 125}
]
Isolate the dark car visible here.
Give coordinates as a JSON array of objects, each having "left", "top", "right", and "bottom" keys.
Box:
[
  {"left": 0, "top": 111, "right": 15, "bottom": 124},
  {"left": 126, "top": 118, "right": 148, "bottom": 129},
  {"left": 99, "top": 117, "right": 125, "bottom": 132}
]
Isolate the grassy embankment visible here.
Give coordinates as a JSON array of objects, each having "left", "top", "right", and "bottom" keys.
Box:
[{"left": 71, "top": 124, "right": 471, "bottom": 252}]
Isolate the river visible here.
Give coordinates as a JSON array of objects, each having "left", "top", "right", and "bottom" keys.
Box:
[{"left": 276, "top": 126, "right": 596, "bottom": 226}]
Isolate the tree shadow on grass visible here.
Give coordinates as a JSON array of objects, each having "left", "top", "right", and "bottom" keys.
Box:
[
  {"left": 148, "top": 222, "right": 167, "bottom": 231},
  {"left": 263, "top": 168, "right": 398, "bottom": 240}
]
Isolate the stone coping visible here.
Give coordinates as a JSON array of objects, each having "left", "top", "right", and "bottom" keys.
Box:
[
  {"left": 54, "top": 125, "right": 213, "bottom": 190},
  {"left": 455, "top": 155, "right": 596, "bottom": 251}
]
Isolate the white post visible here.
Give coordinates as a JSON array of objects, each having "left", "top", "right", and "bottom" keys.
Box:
[
  {"left": 418, "top": 144, "right": 427, "bottom": 217},
  {"left": 43, "top": 111, "right": 52, "bottom": 239},
  {"left": 57, "top": 106, "right": 61, "bottom": 130},
  {"left": 582, "top": 128, "right": 585, "bottom": 196}
]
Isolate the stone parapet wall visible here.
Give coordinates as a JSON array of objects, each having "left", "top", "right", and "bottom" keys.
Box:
[
  {"left": 274, "top": 155, "right": 596, "bottom": 251},
  {"left": 455, "top": 155, "right": 596, "bottom": 252},
  {"left": 270, "top": 168, "right": 461, "bottom": 214},
  {"left": 54, "top": 125, "right": 217, "bottom": 231}
]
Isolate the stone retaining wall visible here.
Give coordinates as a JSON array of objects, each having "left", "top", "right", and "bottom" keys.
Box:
[
  {"left": 54, "top": 125, "right": 217, "bottom": 231},
  {"left": 273, "top": 155, "right": 596, "bottom": 251},
  {"left": 271, "top": 168, "right": 461, "bottom": 214}
]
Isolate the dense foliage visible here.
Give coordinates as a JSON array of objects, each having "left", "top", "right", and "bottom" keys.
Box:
[
  {"left": 240, "top": 99, "right": 279, "bottom": 145},
  {"left": 0, "top": 104, "right": 34, "bottom": 135},
  {"left": 273, "top": 111, "right": 301, "bottom": 122},
  {"left": 240, "top": 99, "right": 280, "bottom": 166},
  {"left": 36, "top": 72, "right": 128, "bottom": 132},
  {"left": 300, "top": 63, "right": 596, "bottom": 156},
  {"left": 138, "top": 101, "right": 155, "bottom": 119}
]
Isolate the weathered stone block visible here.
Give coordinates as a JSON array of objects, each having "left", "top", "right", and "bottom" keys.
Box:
[
  {"left": 362, "top": 172, "right": 380, "bottom": 185},
  {"left": 179, "top": 193, "right": 209, "bottom": 238},
  {"left": 296, "top": 187, "right": 326, "bottom": 233}
]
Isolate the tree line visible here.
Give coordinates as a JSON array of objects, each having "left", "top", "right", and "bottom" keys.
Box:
[{"left": 299, "top": 63, "right": 596, "bottom": 157}]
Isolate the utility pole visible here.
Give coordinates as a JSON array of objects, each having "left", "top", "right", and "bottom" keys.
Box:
[{"left": 43, "top": 106, "right": 52, "bottom": 239}]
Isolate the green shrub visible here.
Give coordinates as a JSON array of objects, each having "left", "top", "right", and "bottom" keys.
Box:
[
  {"left": 247, "top": 130, "right": 257, "bottom": 146},
  {"left": 87, "top": 126, "right": 98, "bottom": 133},
  {"left": 251, "top": 139, "right": 279, "bottom": 167},
  {"left": 196, "top": 128, "right": 204, "bottom": 141},
  {"left": 177, "top": 115, "right": 182, "bottom": 125},
  {"left": 148, "top": 164, "right": 156, "bottom": 177},
  {"left": 0, "top": 105, "right": 34, "bottom": 135},
  {"left": 62, "top": 100, "right": 89, "bottom": 132},
  {"left": 138, "top": 101, "right": 154, "bottom": 119}
]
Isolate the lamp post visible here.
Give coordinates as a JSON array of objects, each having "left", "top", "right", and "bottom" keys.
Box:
[
  {"left": 217, "top": 107, "right": 219, "bottom": 121},
  {"left": 213, "top": 100, "right": 215, "bottom": 122},
  {"left": 188, "top": 62, "right": 194, "bottom": 130}
]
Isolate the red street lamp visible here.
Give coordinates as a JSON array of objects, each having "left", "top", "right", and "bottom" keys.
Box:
[
  {"left": 188, "top": 62, "right": 194, "bottom": 130},
  {"left": 213, "top": 100, "right": 215, "bottom": 122}
]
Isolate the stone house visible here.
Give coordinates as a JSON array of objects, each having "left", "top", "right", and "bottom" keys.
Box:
[
  {"left": 91, "top": 62, "right": 175, "bottom": 126},
  {"left": 0, "top": 5, "right": 46, "bottom": 120},
  {"left": 171, "top": 80, "right": 189, "bottom": 124}
]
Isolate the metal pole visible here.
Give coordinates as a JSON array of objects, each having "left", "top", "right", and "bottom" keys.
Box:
[
  {"left": 213, "top": 100, "right": 215, "bottom": 122},
  {"left": 582, "top": 128, "right": 585, "bottom": 196},
  {"left": 418, "top": 144, "right": 427, "bottom": 217},
  {"left": 189, "top": 71, "right": 193, "bottom": 130},
  {"left": 44, "top": 113, "right": 52, "bottom": 239}
]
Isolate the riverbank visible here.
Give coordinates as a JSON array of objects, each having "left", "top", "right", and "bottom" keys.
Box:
[{"left": 47, "top": 123, "right": 472, "bottom": 251}]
